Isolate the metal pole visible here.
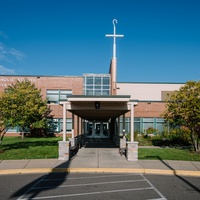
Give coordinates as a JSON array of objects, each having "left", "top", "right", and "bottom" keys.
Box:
[{"left": 113, "top": 19, "right": 117, "bottom": 59}]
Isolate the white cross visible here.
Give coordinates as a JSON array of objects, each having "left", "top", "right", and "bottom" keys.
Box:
[{"left": 105, "top": 19, "right": 124, "bottom": 59}]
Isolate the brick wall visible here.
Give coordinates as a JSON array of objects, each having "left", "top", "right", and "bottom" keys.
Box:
[
  {"left": 125, "top": 102, "right": 166, "bottom": 118},
  {"left": 0, "top": 75, "right": 168, "bottom": 137},
  {"left": 0, "top": 75, "right": 83, "bottom": 96}
]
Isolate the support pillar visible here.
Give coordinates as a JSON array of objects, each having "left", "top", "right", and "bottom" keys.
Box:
[
  {"left": 123, "top": 114, "right": 125, "bottom": 132},
  {"left": 130, "top": 102, "right": 134, "bottom": 142},
  {"left": 77, "top": 116, "right": 79, "bottom": 136},
  {"left": 126, "top": 102, "right": 138, "bottom": 161},
  {"left": 72, "top": 114, "right": 75, "bottom": 138},
  {"left": 79, "top": 118, "right": 84, "bottom": 135},
  {"left": 92, "top": 121, "right": 95, "bottom": 136},
  {"left": 62, "top": 103, "right": 66, "bottom": 142},
  {"left": 118, "top": 116, "right": 120, "bottom": 136},
  {"left": 122, "top": 114, "right": 126, "bottom": 138},
  {"left": 69, "top": 114, "right": 75, "bottom": 147},
  {"left": 59, "top": 102, "right": 70, "bottom": 160},
  {"left": 127, "top": 141, "right": 138, "bottom": 161},
  {"left": 58, "top": 141, "right": 70, "bottom": 160}
]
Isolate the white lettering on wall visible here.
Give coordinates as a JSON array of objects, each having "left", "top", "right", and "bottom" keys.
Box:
[{"left": 0, "top": 77, "right": 37, "bottom": 87}]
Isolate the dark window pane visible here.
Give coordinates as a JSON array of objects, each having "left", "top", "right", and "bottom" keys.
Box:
[
  {"left": 95, "top": 77, "right": 101, "bottom": 85},
  {"left": 86, "top": 77, "right": 93, "bottom": 84}
]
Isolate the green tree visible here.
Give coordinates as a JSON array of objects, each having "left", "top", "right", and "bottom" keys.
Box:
[
  {"left": 0, "top": 79, "right": 51, "bottom": 142},
  {"left": 163, "top": 81, "right": 200, "bottom": 152}
]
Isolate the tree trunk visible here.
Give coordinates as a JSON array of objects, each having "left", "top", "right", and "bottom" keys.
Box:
[
  {"left": 191, "top": 129, "right": 200, "bottom": 152},
  {"left": 0, "top": 129, "right": 6, "bottom": 144},
  {"left": 21, "top": 127, "right": 25, "bottom": 139}
]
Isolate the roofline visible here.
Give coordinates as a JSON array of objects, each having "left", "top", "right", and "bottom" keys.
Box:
[
  {"left": 60, "top": 95, "right": 131, "bottom": 102},
  {"left": 0, "top": 75, "right": 81, "bottom": 78},
  {"left": 117, "top": 81, "right": 185, "bottom": 84},
  {"left": 83, "top": 73, "right": 110, "bottom": 77},
  {"left": 138, "top": 100, "right": 165, "bottom": 103},
  {"left": 67, "top": 95, "right": 131, "bottom": 98}
]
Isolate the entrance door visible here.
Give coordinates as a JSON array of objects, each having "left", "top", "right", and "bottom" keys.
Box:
[
  {"left": 102, "top": 123, "right": 109, "bottom": 138},
  {"left": 86, "top": 121, "right": 109, "bottom": 138},
  {"left": 94, "top": 123, "right": 101, "bottom": 137}
]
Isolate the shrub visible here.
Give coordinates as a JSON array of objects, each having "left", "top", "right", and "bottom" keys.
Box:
[
  {"left": 145, "top": 127, "right": 158, "bottom": 136},
  {"left": 151, "top": 128, "right": 191, "bottom": 147},
  {"left": 126, "top": 131, "right": 152, "bottom": 146}
]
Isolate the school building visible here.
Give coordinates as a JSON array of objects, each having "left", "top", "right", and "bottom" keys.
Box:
[
  {"left": 0, "top": 19, "right": 184, "bottom": 160},
  {"left": 0, "top": 73, "right": 184, "bottom": 161},
  {"left": 0, "top": 75, "right": 183, "bottom": 139}
]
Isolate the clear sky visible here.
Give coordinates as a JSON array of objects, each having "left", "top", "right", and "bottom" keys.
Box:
[{"left": 0, "top": 0, "right": 199, "bottom": 83}]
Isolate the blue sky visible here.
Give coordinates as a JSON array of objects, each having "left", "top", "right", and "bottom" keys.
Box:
[{"left": 0, "top": 0, "right": 199, "bottom": 82}]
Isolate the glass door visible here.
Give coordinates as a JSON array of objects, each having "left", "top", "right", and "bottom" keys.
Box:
[
  {"left": 102, "top": 123, "right": 109, "bottom": 138},
  {"left": 94, "top": 123, "right": 101, "bottom": 137},
  {"left": 86, "top": 121, "right": 110, "bottom": 138}
]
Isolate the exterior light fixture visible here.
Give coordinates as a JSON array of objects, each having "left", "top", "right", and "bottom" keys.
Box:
[{"left": 95, "top": 101, "right": 100, "bottom": 110}]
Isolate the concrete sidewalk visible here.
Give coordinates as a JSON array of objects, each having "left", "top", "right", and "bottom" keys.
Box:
[{"left": 0, "top": 146, "right": 200, "bottom": 176}]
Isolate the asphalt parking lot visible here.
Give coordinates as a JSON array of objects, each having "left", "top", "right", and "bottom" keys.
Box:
[{"left": 15, "top": 173, "right": 166, "bottom": 200}]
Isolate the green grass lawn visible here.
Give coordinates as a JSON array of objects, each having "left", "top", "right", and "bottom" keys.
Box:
[
  {"left": 139, "top": 148, "right": 200, "bottom": 161},
  {"left": 0, "top": 136, "right": 200, "bottom": 161},
  {"left": 0, "top": 136, "right": 62, "bottom": 160}
]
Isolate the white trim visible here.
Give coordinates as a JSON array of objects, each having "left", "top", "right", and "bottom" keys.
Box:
[
  {"left": 63, "top": 103, "right": 66, "bottom": 142},
  {"left": 66, "top": 97, "right": 130, "bottom": 102}
]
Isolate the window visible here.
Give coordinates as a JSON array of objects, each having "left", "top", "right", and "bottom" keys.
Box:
[
  {"left": 86, "top": 77, "right": 93, "bottom": 84},
  {"left": 134, "top": 118, "right": 141, "bottom": 133},
  {"left": 48, "top": 118, "right": 72, "bottom": 132},
  {"left": 47, "top": 119, "right": 59, "bottom": 132},
  {"left": 118, "top": 117, "right": 165, "bottom": 135},
  {"left": 95, "top": 77, "right": 101, "bottom": 85},
  {"left": 143, "top": 118, "right": 154, "bottom": 132},
  {"left": 83, "top": 74, "right": 110, "bottom": 96},
  {"left": 118, "top": 117, "right": 131, "bottom": 135},
  {"left": 103, "top": 77, "right": 110, "bottom": 85},
  {"left": 156, "top": 118, "right": 165, "bottom": 133},
  {"left": 6, "top": 127, "right": 18, "bottom": 132},
  {"left": 46, "top": 90, "right": 72, "bottom": 104},
  {"left": 60, "top": 118, "right": 72, "bottom": 132}
]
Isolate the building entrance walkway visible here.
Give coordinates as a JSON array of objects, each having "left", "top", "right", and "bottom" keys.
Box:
[{"left": 68, "top": 139, "right": 141, "bottom": 169}]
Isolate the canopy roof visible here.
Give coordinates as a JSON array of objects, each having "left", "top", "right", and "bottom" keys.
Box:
[{"left": 60, "top": 95, "right": 137, "bottom": 121}]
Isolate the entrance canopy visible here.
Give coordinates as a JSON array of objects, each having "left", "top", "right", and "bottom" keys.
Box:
[{"left": 60, "top": 95, "right": 132, "bottom": 121}]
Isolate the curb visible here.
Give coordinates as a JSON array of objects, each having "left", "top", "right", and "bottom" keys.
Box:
[{"left": 0, "top": 168, "right": 200, "bottom": 177}]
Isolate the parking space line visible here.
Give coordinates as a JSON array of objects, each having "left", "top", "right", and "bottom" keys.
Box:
[
  {"left": 142, "top": 174, "right": 167, "bottom": 200},
  {"left": 17, "top": 174, "right": 48, "bottom": 200},
  {"left": 17, "top": 173, "right": 167, "bottom": 200},
  {"left": 19, "top": 187, "right": 155, "bottom": 200},
  {"left": 43, "top": 173, "right": 142, "bottom": 181},
  {"left": 33, "top": 179, "right": 146, "bottom": 190}
]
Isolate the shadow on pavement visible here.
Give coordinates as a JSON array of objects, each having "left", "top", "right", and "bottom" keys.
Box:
[
  {"left": 146, "top": 156, "right": 200, "bottom": 193},
  {"left": 9, "top": 144, "right": 80, "bottom": 200},
  {"left": 84, "top": 138, "right": 117, "bottom": 148},
  {"left": 10, "top": 139, "right": 116, "bottom": 199},
  {"left": 10, "top": 160, "right": 71, "bottom": 199}
]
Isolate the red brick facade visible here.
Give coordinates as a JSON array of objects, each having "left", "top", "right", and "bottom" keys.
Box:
[
  {"left": 0, "top": 75, "right": 168, "bottom": 136},
  {"left": 134, "top": 102, "right": 166, "bottom": 118}
]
